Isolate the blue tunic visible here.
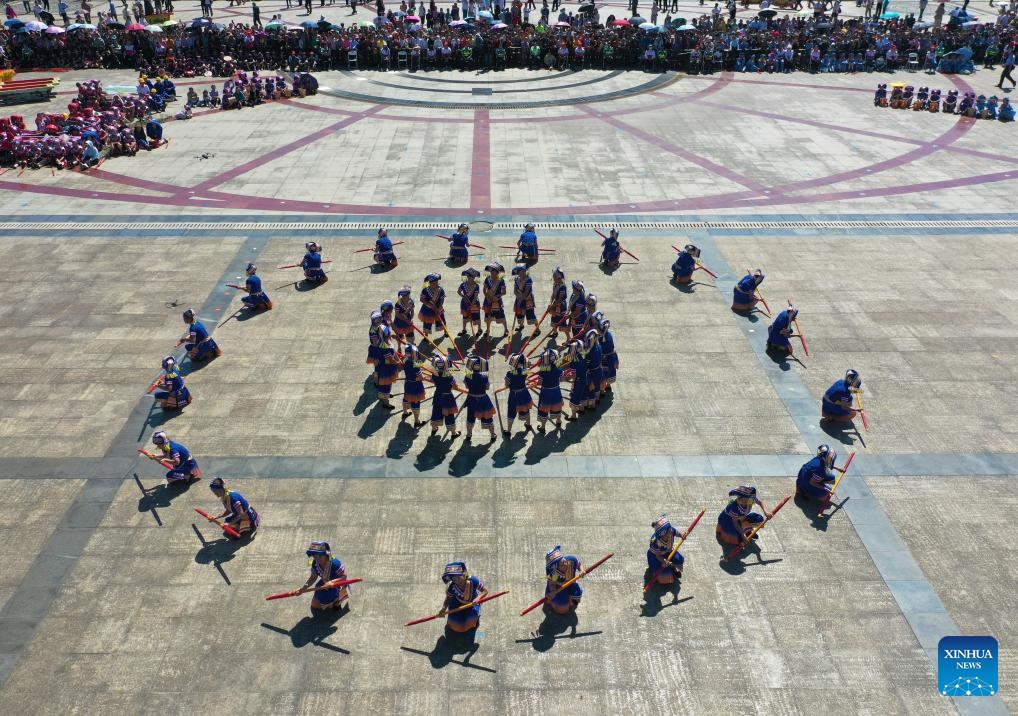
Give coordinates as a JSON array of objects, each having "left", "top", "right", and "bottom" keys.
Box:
[
  {"left": 600, "top": 331, "right": 618, "bottom": 383},
  {"left": 672, "top": 251, "right": 695, "bottom": 280},
  {"left": 459, "top": 281, "right": 480, "bottom": 320},
  {"left": 375, "top": 236, "right": 397, "bottom": 266},
  {"left": 162, "top": 440, "right": 199, "bottom": 482},
  {"left": 601, "top": 238, "right": 621, "bottom": 263},
  {"left": 797, "top": 456, "right": 836, "bottom": 499},
  {"left": 822, "top": 379, "right": 855, "bottom": 418},
  {"left": 154, "top": 371, "right": 191, "bottom": 409},
  {"left": 568, "top": 352, "right": 588, "bottom": 409},
  {"left": 419, "top": 286, "right": 446, "bottom": 327},
  {"left": 519, "top": 230, "right": 538, "bottom": 259},
  {"left": 717, "top": 499, "right": 764, "bottom": 540},
  {"left": 483, "top": 277, "right": 506, "bottom": 320},
  {"left": 463, "top": 373, "right": 496, "bottom": 423},
  {"left": 549, "top": 283, "right": 567, "bottom": 321},
  {"left": 449, "top": 232, "right": 470, "bottom": 261},
  {"left": 767, "top": 310, "right": 794, "bottom": 351},
  {"left": 537, "top": 365, "right": 563, "bottom": 414},
  {"left": 184, "top": 319, "right": 219, "bottom": 361},
  {"left": 430, "top": 373, "right": 459, "bottom": 422},
  {"left": 545, "top": 555, "right": 582, "bottom": 611},
  {"left": 312, "top": 557, "right": 348, "bottom": 606},
  {"left": 585, "top": 342, "right": 603, "bottom": 397},
  {"left": 647, "top": 525, "right": 685, "bottom": 574},
  {"left": 505, "top": 371, "right": 534, "bottom": 415},
  {"left": 241, "top": 274, "right": 271, "bottom": 309},
  {"left": 221, "top": 490, "right": 259, "bottom": 531},
  {"left": 445, "top": 574, "right": 485, "bottom": 630},
  {"left": 732, "top": 274, "right": 758, "bottom": 307},
  {"left": 402, "top": 361, "right": 427, "bottom": 405},
  {"left": 302, "top": 251, "right": 327, "bottom": 282}
]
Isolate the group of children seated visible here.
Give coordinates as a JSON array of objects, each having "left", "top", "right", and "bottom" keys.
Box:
[
  {"left": 874, "top": 83, "right": 1015, "bottom": 122},
  {"left": 179, "top": 71, "right": 321, "bottom": 114}
]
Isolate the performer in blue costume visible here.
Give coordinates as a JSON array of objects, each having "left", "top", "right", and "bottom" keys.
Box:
[
  {"left": 544, "top": 546, "right": 583, "bottom": 615},
  {"left": 462, "top": 355, "right": 497, "bottom": 442},
  {"left": 766, "top": 307, "right": 798, "bottom": 356},
  {"left": 732, "top": 269, "right": 764, "bottom": 312},
  {"left": 504, "top": 352, "right": 535, "bottom": 436},
  {"left": 366, "top": 310, "right": 390, "bottom": 380},
  {"left": 583, "top": 328, "right": 603, "bottom": 410},
  {"left": 647, "top": 515, "right": 686, "bottom": 586},
  {"left": 393, "top": 286, "right": 416, "bottom": 345},
  {"left": 716, "top": 485, "right": 772, "bottom": 548},
  {"left": 599, "top": 318, "right": 618, "bottom": 393},
  {"left": 302, "top": 241, "right": 328, "bottom": 284},
  {"left": 564, "top": 339, "right": 587, "bottom": 421},
  {"left": 518, "top": 222, "right": 539, "bottom": 265},
  {"left": 418, "top": 273, "right": 447, "bottom": 336},
  {"left": 178, "top": 308, "right": 221, "bottom": 362},
  {"left": 439, "top": 561, "right": 489, "bottom": 634},
  {"left": 822, "top": 369, "right": 862, "bottom": 423},
  {"left": 671, "top": 244, "right": 700, "bottom": 284},
  {"left": 796, "top": 444, "right": 838, "bottom": 511},
  {"left": 458, "top": 267, "right": 482, "bottom": 337},
  {"left": 600, "top": 228, "right": 622, "bottom": 268},
  {"left": 400, "top": 344, "right": 429, "bottom": 428},
  {"left": 149, "top": 430, "right": 201, "bottom": 483},
  {"left": 373, "top": 228, "right": 398, "bottom": 268},
  {"left": 512, "top": 263, "right": 539, "bottom": 332},
  {"left": 448, "top": 223, "right": 470, "bottom": 264},
  {"left": 547, "top": 267, "right": 568, "bottom": 338},
  {"left": 230, "top": 262, "right": 272, "bottom": 310},
  {"left": 292, "top": 541, "right": 351, "bottom": 612},
  {"left": 375, "top": 345, "right": 399, "bottom": 410},
  {"left": 535, "top": 346, "right": 564, "bottom": 432},
  {"left": 429, "top": 356, "right": 461, "bottom": 438},
  {"left": 207, "top": 476, "right": 260, "bottom": 538},
  {"left": 482, "top": 263, "right": 508, "bottom": 336},
  {"left": 152, "top": 356, "right": 192, "bottom": 411}
]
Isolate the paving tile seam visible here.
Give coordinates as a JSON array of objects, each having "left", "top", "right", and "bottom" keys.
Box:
[
  {"left": 334, "top": 68, "right": 627, "bottom": 95},
  {"left": 696, "top": 231, "right": 1009, "bottom": 716}
]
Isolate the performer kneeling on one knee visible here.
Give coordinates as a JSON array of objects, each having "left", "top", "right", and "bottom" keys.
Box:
[
  {"left": 796, "top": 444, "right": 837, "bottom": 511},
  {"left": 716, "top": 485, "right": 772, "bottom": 549},
  {"left": 732, "top": 269, "right": 764, "bottom": 311},
  {"left": 439, "top": 561, "right": 489, "bottom": 634},
  {"left": 647, "top": 515, "right": 686, "bottom": 585},
  {"left": 822, "top": 368, "right": 862, "bottom": 423},
  {"left": 153, "top": 356, "right": 192, "bottom": 410},
  {"left": 207, "top": 476, "right": 260, "bottom": 538},
  {"left": 671, "top": 244, "right": 700, "bottom": 284},
  {"left": 518, "top": 222, "right": 539, "bottom": 265},
  {"left": 448, "top": 223, "right": 470, "bottom": 265},
  {"left": 766, "top": 307, "right": 798, "bottom": 356},
  {"left": 148, "top": 430, "right": 201, "bottom": 484},
  {"left": 229, "top": 262, "right": 272, "bottom": 310},
  {"left": 374, "top": 228, "right": 398, "bottom": 268},
  {"left": 600, "top": 228, "right": 622, "bottom": 268},
  {"left": 292, "top": 541, "right": 351, "bottom": 612},
  {"left": 302, "top": 242, "right": 329, "bottom": 284},
  {"left": 544, "top": 546, "right": 583, "bottom": 615},
  {"left": 178, "top": 308, "right": 221, "bottom": 362}
]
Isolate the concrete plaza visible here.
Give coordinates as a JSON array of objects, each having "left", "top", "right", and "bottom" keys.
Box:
[{"left": 1, "top": 10, "right": 1017, "bottom": 714}]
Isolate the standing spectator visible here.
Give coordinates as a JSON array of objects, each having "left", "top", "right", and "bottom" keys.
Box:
[
  {"left": 58, "top": 0, "right": 69, "bottom": 23},
  {"left": 997, "top": 51, "right": 1016, "bottom": 89},
  {"left": 918, "top": 0, "right": 927, "bottom": 19},
  {"left": 252, "top": 0, "right": 262, "bottom": 26}
]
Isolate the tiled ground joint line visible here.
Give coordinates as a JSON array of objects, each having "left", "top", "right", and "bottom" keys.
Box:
[
  {"left": 694, "top": 230, "right": 1010, "bottom": 716},
  {"left": 0, "top": 233, "right": 272, "bottom": 689}
]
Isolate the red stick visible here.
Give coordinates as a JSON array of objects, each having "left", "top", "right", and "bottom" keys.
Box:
[
  {"left": 265, "top": 578, "right": 363, "bottom": 601},
  {"left": 724, "top": 495, "right": 791, "bottom": 561},
  {"left": 526, "top": 312, "right": 570, "bottom": 358},
  {"left": 435, "top": 234, "right": 487, "bottom": 250},
  {"left": 519, "top": 308, "right": 550, "bottom": 355},
  {"left": 277, "top": 260, "right": 332, "bottom": 269},
  {"left": 834, "top": 451, "right": 856, "bottom": 476},
  {"left": 404, "top": 589, "right": 510, "bottom": 626},
  {"left": 194, "top": 508, "right": 243, "bottom": 538},
  {"left": 145, "top": 373, "right": 165, "bottom": 394},
  {"left": 498, "top": 245, "right": 556, "bottom": 253},
  {"left": 354, "top": 241, "right": 405, "bottom": 254},
  {"left": 696, "top": 262, "right": 719, "bottom": 279},
  {"left": 746, "top": 269, "right": 771, "bottom": 314},
  {"left": 137, "top": 448, "right": 174, "bottom": 470},
  {"left": 858, "top": 407, "right": 870, "bottom": 432},
  {"left": 788, "top": 300, "right": 810, "bottom": 357},
  {"left": 520, "top": 552, "right": 614, "bottom": 616},
  {"left": 642, "top": 509, "right": 706, "bottom": 592},
  {"left": 620, "top": 247, "right": 641, "bottom": 262}
]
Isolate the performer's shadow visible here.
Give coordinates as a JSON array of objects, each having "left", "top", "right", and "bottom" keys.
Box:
[
  {"left": 294, "top": 279, "right": 327, "bottom": 292},
  {"left": 415, "top": 431, "right": 455, "bottom": 470},
  {"left": 261, "top": 611, "right": 350, "bottom": 654},
  {"left": 353, "top": 376, "right": 380, "bottom": 417},
  {"left": 400, "top": 629, "right": 495, "bottom": 672},
  {"left": 492, "top": 431, "right": 528, "bottom": 468},
  {"left": 670, "top": 278, "right": 712, "bottom": 293},
  {"left": 640, "top": 569, "right": 694, "bottom": 617},
  {"left": 449, "top": 437, "right": 494, "bottom": 477},
  {"left": 717, "top": 537, "right": 784, "bottom": 575},
  {"left": 524, "top": 397, "right": 607, "bottom": 465},
  {"left": 385, "top": 419, "right": 420, "bottom": 459},
  {"left": 515, "top": 609, "right": 601, "bottom": 652},
  {"left": 765, "top": 348, "right": 806, "bottom": 372},
  {"left": 192, "top": 523, "right": 251, "bottom": 584},
  {"left": 732, "top": 308, "right": 762, "bottom": 323},
  {"left": 820, "top": 419, "right": 866, "bottom": 448},
  {"left": 793, "top": 493, "right": 834, "bottom": 532},
  {"left": 134, "top": 474, "right": 191, "bottom": 526},
  {"left": 357, "top": 401, "right": 397, "bottom": 439},
  {"left": 369, "top": 264, "right": 396, "bottom": 274}
]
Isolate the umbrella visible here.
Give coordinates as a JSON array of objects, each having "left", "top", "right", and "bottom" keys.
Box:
[
  {"left": 610, "top": 18, "right": 630, "bottom": 26},
  {"left": 677, "top": 24, "right": 698, "bottom": 30},
  {"left": 38, "top": 10, "right": 54, "bottom": 23},
  {"left": 45, "top": 25, "right": 65, "bottom": 33},
  {"left": 24, "top": 20, "right": 47, "bottom": 30},
  {"left": 555, "top": 20, "right": 570, "bottom": 26},
  {"left": 578, "top": 2, "right": 595, "bottom": 10},
  {"left": 300, "top": 20, "right": 318, "bottom": 27},
  {"left": 758, "top": 8, "right": 777, "bottom": 17},
  {"left": 879, "top": 11, "right": 899, "bottom": 19},
  {"left": 478, "top": 10, "right": 494, "bottom": 19},
  {"left": 450, "top": 19, "right": 469, "bottom": 26},
  {"left": 961, "top": 20, "right": 982, "bottom": 27},
  {"left": 670, "top": 17, "right": 686, "bottom": 26},
  {"left": 145, "top": 24, "right": 165, "bottom": 32},
  {"left": 408, "top": 22, "right": 422, "bottom": 29},
  {"left": 357, "top": 20, "right": 374, "bottom": 27},
  {"left": 126, "top": 22, "right": 145, "bottom": 30},
  {"left": 393, "top": 9, "right": 405, "bottom": 15},
  {"left": 406, "top": 14, "right": 420, "bottom": 21},
  {"left": 161, "top": 19, "right": 178, "bottom": 27},
  {"left": 3, "top": 18, "right": 24, "bottom": 27},
  {"left": 67, "top": 22, "right": 96, "bottom": 30},
  {"left": 638, "top": 21, "right": 655, "bottom": 29},
  {"left": 491, "top": 21, "right": 508, "bottom": 28},
  {"left": 265, "top": 20, "right": 285, "bottom": 28},
  {"left": 913, "top": 20, "right": 933, "bottom": 29},
  {"left": 190, "top": 17, "right": 212, "bottom": 25},
  {"left": 630, "top": 15, "right": 645, "bottom": 23}
]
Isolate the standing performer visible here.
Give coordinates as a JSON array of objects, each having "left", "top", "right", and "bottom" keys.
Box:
[
  {"left": 380, "top": 300, "right": 395, "bottom": 329},
  {"left": 570, "top": 294, "right": 594, "bottom": 339},
  {"left": 147, "top": 430, "right": 201, "bottom": 483},
  {"left": 463, "top": 355, "right": 497, "bottom": 442},
  {"left": 393, "top": 286, "right": 416, "bottom": 345},
  {"left": 374, "top": 228, "right": 398, "bottom": 269},
  {"left": 512, "top": 264, "right": 539, "bottom": 333},
  {"left": 716, "top": 485, "right": 773, "bottom": 549},
  {"left": 599, "top": 318, "right": 618, "bottom": 393},
  {"left": 566, "top": 280, "right": 586, "bottom": 336},
  {"left": 178, "top": 308, "right": 221, "bottom": 362},
  {"left": 230, "top": 262, "right": 272, "bottom": 311},
  {"left": 647, "top": 515, "right": 686, "bottom": 586},
  {"left": 207, "top": 476, "right": 260, "bottom": 539},
  {"left": 822, "top": 369, "right": 862, "bottom": 423},
  {"left": 547, "top": 267, "right": 568, "bottom": 338},
  {"left": 400, "top": 344, "right": 429, "bottom": 428},
  {"left": 518, "top": 222, "right": 539, "bottom": 265},
  {"left": 482, "top": 263, "right": 508, "bottom": 337},
  {"left": 366, "top": 310, "right": 391, "bottom": 381},
  {"left": 564, "top": 339, "right": 587, "bottom": 421},
  {"left": 152, "top": 356, "right": 192, "bottom": 411},
  {"left": 671, "top": 244, "right": 700, "bottom": 284},
  {"left": 448, "top": 223, "right": 471, "bottom": 265},
  {"left": 439, "top": 562, "right": 489, "bottom": 634},
  {"left": 458, "top": 267, "right": 482, "bottom": 337},
  {"left": 732, "top": 269, "right": 764, "bottom": 312},
  {"left": 302, "top": 241, "right": 329, "bottom": 284},
  {"left": 291, "top": 541, "right": 351, "bottom": 612},
  {"left": 429, "top": 356, "right": 461, "bottom": 438},
  {"left": 600, "top": 228, "right": 622, "bottom": 268},
  {"left": 504, "top": 352, "right": 535, "bottom": 436},
  {"left": 796, "top": 444, "right": 837, "bottom": 510},
  {"left": 544, "top": 546, "right": 583, "bottom": 615},
  {"left": 766, "top": 307, "right": 798, "bottom": 356},
  {"left": 419, "top": 273, "right": 447, "bottom": 337},
  {"left": 535, "top": 346, "right": 565, "bottom": 432},
  {"left": 375, "top": 345, "right": 400, "bottom": 410},
  {"left": 583, "top": 328, "right": 603, "bottom": 410}
]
